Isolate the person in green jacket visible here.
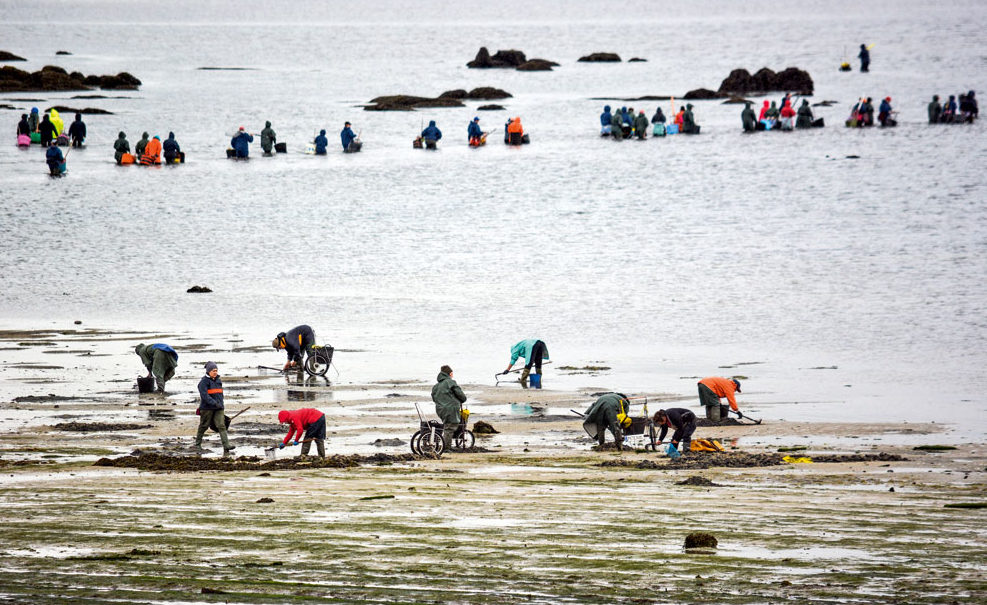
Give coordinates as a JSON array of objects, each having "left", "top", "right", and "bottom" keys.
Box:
[
  {"left": 431, "top": 365, "right": 467, "bottom": 450},
  {"left": 113, "top": 131, "right": 130, "bottom": 164},
  {"left": 260, "top": 121, "right": 276, "bottom": 154},
  {"left": 795, "top": 99, "right": 814, "bottom": 128},
  {"left": 741, "top": 101, "right": 757, "bottom": 132},
  {"left": 682, "top": 104, "right": 699, "bottom": 134},
  {"left": 501, "top": 338, "right": 549, "bottom": 388},
  {"left": 928, "top": 95, "right": 942, "bottom": 123},
  {"left": 765, "top": 101, "right": 780, "bottom": 120},
  {"left": 582, "top": 392, "right": 631, "bottom": 450},
  {"left": 633, "top": 110, "right": 649, "bottom": 139},
  {"left": 135, "top": 132, "right": 150, "bottom": 156},
  {"left": 134, "top": 343, "right": 179, "bottom": 393}
]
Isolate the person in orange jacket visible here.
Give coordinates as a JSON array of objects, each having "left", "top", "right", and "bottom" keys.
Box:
[
  {"left": 674, "top": 106, "right": 685, "bottom": 127},
  {"left": 506, "top": 116, "right": 524, "bottom": 145},
  {"left": 697, "top": 376, "right": 742, "bottom": 422},
  {"left": 141, "top": 135, "right": 162, "bottom": 165}
]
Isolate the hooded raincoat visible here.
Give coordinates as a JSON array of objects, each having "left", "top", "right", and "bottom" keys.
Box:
[
  {"left": 231, "top": 131, "right": 253, "bottom": 158},
  {"left": 431, "top": 371, "right": 467, "bottom": 425},
  {"left": 742, "top": 103, "right": 756, "bottom": 131},
  {"left": 68, "top": 113, "right": 86, "bottom": 144},
  {"left": 421, "top": 120, "right": 442, "bottom": 142},
  {"left": 341, "top": 125, "right": 356, "bottom": 149},
  {"left": 135, "top": 132, "right": 149, "bottom": 156},
  {"left": 796, "top": 100, "right": 814, "bottom": 128},
  {"left": 114, "top": 132, "right": 130, "bottom": 162},
  {"left": 314, "top": 129, "right": 328, "bottom": 154},
  {"left": 135, "top": 343, "right": 179, "bottom": 390},
  {"left": 260, "top": 121, "right": 276, "bottom": 153},
  {"left": 49, "top": 109, "right": 64, "bottom": 135}
]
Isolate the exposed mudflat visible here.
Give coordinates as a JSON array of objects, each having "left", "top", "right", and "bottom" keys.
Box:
[{"left": 0, "top": 327, "right": 984, "bottom": 604}]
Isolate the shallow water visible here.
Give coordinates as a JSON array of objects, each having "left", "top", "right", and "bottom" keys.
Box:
[{"left": 0, "top": 0, "right": 985, "bottom": 436}]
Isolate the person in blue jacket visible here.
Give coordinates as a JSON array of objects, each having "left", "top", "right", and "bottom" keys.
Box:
[
  {"left": 195, "top": 361, "right": 234, "bottom": 454},
  {"left": 421, "top": 119, "right": 442, "bottom": 148},
  {"left": 340, "top": 122, "right": 356, "bottom": 150},
  {"left": 600, "top": 105, "right": 612, "bottom": 135},
  {"left": 163, "top": 131, "right": 181, "bottom": 163},
  {"left": 135, "top": 343, "right": 178, "bottom": 392},
  {"left": 314, "top": 129, "right": 328, "bottom": 155},
  {"left": 45, "top": 145, "right": 65, "bottom": 176},
  {"left": 230, "top": 126, "right": 253, "bottom": 158},
  {"left": 467, "top": 116, "right": 482, "bottom": 142},
  {"left": 878, "top": 97, "right": 893, "bottom": 126},
  {"left": 858, "top": 44, "right": 870, "bottom": 72}
]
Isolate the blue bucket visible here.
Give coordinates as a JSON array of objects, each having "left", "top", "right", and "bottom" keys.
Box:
[{"left": 530, "top": 374, "right": 542, "bottom": 389}]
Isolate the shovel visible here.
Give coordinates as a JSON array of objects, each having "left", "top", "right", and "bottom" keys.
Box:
[
  {"left": 264, "top": 437, "right": 316, "bottom": 460},
  {"left": 732, "top": 409, "right": 762, "bottom": 425}
]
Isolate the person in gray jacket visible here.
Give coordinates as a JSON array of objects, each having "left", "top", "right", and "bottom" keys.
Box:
[{"left": 431, "top": 365, "right": 467, "bottom": 450}]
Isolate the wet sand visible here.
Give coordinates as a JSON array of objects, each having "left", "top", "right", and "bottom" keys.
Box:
[{"left": 1, "top": 328, "right": 985, "bottom": 603}]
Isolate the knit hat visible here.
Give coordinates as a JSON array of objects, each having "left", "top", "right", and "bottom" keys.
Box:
[{"left": 205, "top": 361, "right": 218, "bottom": 373}]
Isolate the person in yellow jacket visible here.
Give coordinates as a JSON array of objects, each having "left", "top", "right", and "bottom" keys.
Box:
[
  {"left": 697, "top": 376, "right": 742, "bottom": 421},
  {"left": 49, "top": 108, "right": 64, "bottom": 135}
]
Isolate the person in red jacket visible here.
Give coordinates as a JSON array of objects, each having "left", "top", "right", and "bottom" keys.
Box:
[
  {"left": 277, "top": 408, "right": 326, "bottom": 458},
  {"left": 697, "top": 376, "right": 742, "bottom": 422}
]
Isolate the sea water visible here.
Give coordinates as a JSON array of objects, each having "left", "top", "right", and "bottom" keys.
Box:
[{"left": 0, "top": 0, "right": 984, "bottom": 437}]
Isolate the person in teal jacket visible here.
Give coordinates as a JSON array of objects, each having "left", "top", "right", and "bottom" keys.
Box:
[
  {"left": 501, "top": 338, "right": 549, "bottom": 388},
  {"left": 135, "top": 343, "right": 178, "bottom": 393}
]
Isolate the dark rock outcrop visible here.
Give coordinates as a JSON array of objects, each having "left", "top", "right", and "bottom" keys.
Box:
[
  {"left": 186, "top": 285, "right": 213, "bottom": 293},
  {"left": 56, "top": 50, "right": 72, "bottom": 56},
  {"left": 628, "top": 57, "right": 647, "bottom": 62},
  {"left": 477, "top": 104, "right": 505, "bottom": 111},
  {"left": 0, "top": 51, "right": 26, "bottom": 61},
  {"left": 578, "top": 52, "right": 621, "bottom": 62},
  {"left": 467, "top": 47, "right": 527, "bottom": 68},
  {"left": 683, "top": 88, "right": 720, "bottom": 100},
  {"left": 516, "top": 59, "right": 558, "bottom": 71},
  {"left": 716, "top": 66, "right": 813, "bottom": 96},
  {"left": 366, "top": 87, "right": 511, "bottom": 111},
  {"left": 721, "top": 96, "right": 752, "bottom": 104},
  {"left": 464, "top": 87, "right": 511, "bottom": 100},
  {"left": 48, "top": 105, "right": 113, "bottom": 115},
  {"left": 439, "top": 89, "right": 467, "bottom": 99},
  {"left": 0, "top": 65, "right": 141, "bottom": 92}
]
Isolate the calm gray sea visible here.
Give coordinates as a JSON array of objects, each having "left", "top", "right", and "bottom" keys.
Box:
[{"left": 0, "top": 0, "right": 985, "bottom": 434}]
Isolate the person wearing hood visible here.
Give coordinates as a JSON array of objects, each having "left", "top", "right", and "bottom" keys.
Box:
[
  {"left": 67, "top": 112, "right": 86, "bottom": 147},
  {"left": 467, "top": 116, "right": 483, "bottom": 144},
  {"left": 681, "top": 104, "right": 698, "bottom": 134},
  {"left": 113, "top": 131, "right": 130, "bottom": 164},
  {"left": 778, "top": 100, "right": 796, "bottom": 130},
  {"left": 501, "top": 338, "right": 548, "bottom": 388},
  {"left": 758, "top": 100, "right": 770, "bottom": 121},
  {"left": 697, "top": 376, "right": 743, "bottom": 422},
  {"left": 272, "top": 325, "right": 316, "bottom": 372},
  {"left": 421, "top": 119, "right": 442, "bottom": 149},
  {"left": 928, "top": 95, "right": 942, "bottom": 123},
  {"left": 260, "top": 121, "right": 276, "bottom": 154},
  {"left": 431, "top": 365, "right": 467, "bottom": 450},
  {"left": 195, "top": 361, "right": 234, "bottom": 454},
  {"left": 610, "top": 110, "right": 623, "bottom": 139},
  {"left": 141, "top": 135, "right": 162, "bottom": 165},
  {"left": 49, "top": 109, "right": 64, "bottom": 135},
  {"left": 674, "top": 106, "right": 685, "bottom": 127},
  {"left": 765, "top": 101, "right": 780, "bottom": 120},
  {"left": 633, "top": 110, "right": 649, "bottom": 139},
  {"left": 599, "top": 105, "right": 612, "bottom": 135},
  {"left": 943, "top": 95, "right": 957, "bottom": 121},
  {"left": 878, "top": 97, "right": 893, "bottom": 126},
  {"left": 340, "top": 121, "right": 357, "bottom": 151},
  {"left": 17, "top": 113, "right": 30, "bottom": 136},
  {"left": 506, "top": 116, "right": 524, "bottom": 145},
  {"left": 796, "top": 99, "right": 814, "bottom": 128},
  {"left": 27, "top": 107, "right": 39, "bottom": 133},
  {"left": 277, "top": 408, "right": 326, "bottom": 458},
  {"left": 314, "top": 129, "right": 328, "bottom": 155},
  {"left": 135, "top": 342, "right": 179, "bottom": 393},
  {"left": 862, "top": 97, "right": 875, "bottom": 126},
  {"left": 135, "top": 132, "right": 150, "bottom": 156},
  {"left": 38, "top": 113, "right": 56, "bottom": 147},
  {"left": 230, "top": 126, "right": 253, "bottom": 158},
  {"left": 741, "top": 101, "right": 757, "bottom": 131},
  {"left": 858, "top": 44, "right": 870, "bottom": 72},
  {"left": 163, "top": 132, "right": 181, "bottom": 163},
  {"left": 959, "top": 90, "right": 978, "bottom": 119},
  {"left": 45, "top": 144, "right": 65, "bottom": 175},
  {"left": 651, "top": 107, "right": 666, "bottom": 125},
  {"left": 620, "top": 106, "right": 632, "bottom": 126},
  {"left": 621, "top": 107, "right": 633, "bottom": 137},
  {"left": 582, "top": 392, "right": 631, "bottom": 450}
]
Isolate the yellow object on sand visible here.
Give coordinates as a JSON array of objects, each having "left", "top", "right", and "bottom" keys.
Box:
[
  {"left": 783, "top": 455, "right": 813, "bottom": 464},
  {"left": 691, "top": 439, "right": 725, "bottom": 452}
]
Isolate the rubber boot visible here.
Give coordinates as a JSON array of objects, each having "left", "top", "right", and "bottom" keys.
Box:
[{"left": 519, "top": 368, "right": 530, "bottom": 389}]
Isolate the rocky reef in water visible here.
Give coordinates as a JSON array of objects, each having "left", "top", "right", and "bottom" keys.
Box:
[
  {"left": 467, "top": 47, "right": 559, "bottom": 71},
  {"left": 578, "top": 52, "right": 622, "bottom": 62},
  {"left": 365, "top": 87, "right": 512, "bottom": 111},
  {"left": 684, "top": 67, "right": 813, "bottom": 99},
  {"left": 0, "top": 64, "right": 141, "bottom": 92}
]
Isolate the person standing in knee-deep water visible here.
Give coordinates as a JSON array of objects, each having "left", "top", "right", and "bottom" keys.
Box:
[
  {"left": 230, "top": 126, "right": 253, "bottom": 158},
  {"left": 135, "top": 131, "right": 149, "bottom": 156},
  {"left": 134, "top": 343, "right": 178, "bottom": 393},
  {"left": 114, "top": 131, "right": 130, "bottom": 164},
  {"left": 277, "top": 408, "right": 326, "bottom": 458},
  {"left": 38, "top": 113, "right": 56, "bottom": 147},
  {"left": 431, "top": 365, "right": 467, "bottom": 450},
  {"left": 697, "top": 376, "right": 743, "bottom": 422},
  {"left": 195, "top": 361, "right": 234, "bottom": 454},
  {"left": 314, "top": 129, "right": 328, "bottom": 155},
  {"left": 68, "top": 112, "right": 86, "bottom": 148},
  {"left": 340, "top": 121, "right": 357, "bottom": 151},
  {"left": 858, "top": 43, "right": 870, "bottom": 72},
  {"left": 260, "top": 120, "right": 276, "bottom": 154},
  {"left": 163, "top": 132, "right": 181, "bottom": 163},
  {"left": 501, "top": 338, "right": 549, "bottom": 388},
  {"left": 654, "top": 408, "right": 697, "bottom": 453}
]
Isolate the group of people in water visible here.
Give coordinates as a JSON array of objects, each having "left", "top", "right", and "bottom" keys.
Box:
[
  {"left": 844, "top": 96, "right": 897, "bottom": 128},
  {"left": 414, "top": 116, "right": 528, "bottom": 149},
  {"left": 599, "top": 104, "right": 700, "bottom": 139},
  {"left": 927, "top": 91, "right": 978, "bottom": 123},
  {"left": 741, "top": 93, "right": 818, "bottom": 131},
  {"left": 16, "top": 108, "right": 89, "bottom": 175},
  {"left": 113, "top": 131, "right": 182, "bottom": 165}
]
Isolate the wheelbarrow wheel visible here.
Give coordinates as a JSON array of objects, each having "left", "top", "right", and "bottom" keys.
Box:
[
  {"left": 410, "top": 430, "right": 423, "bottom": 455},
  {"left": 454, "top": 430, "right": 475, "bottom": 451},
  {"left": 304, "top": 353, "right": 330, "bottom": 377},
  {"left": 418, "top": 430, "right": 444, "bottom": 459}
]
